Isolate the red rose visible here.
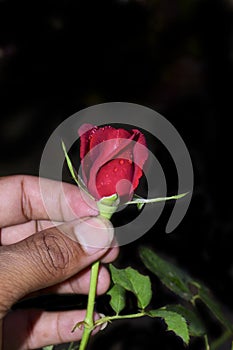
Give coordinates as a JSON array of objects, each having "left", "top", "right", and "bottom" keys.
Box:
[{"left": 78, "top": 124, "right": 148, "bottom": 200}]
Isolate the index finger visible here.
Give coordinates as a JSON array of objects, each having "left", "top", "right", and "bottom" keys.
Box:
[{"left": 0, "top": 175, "right": 98, "bottom": 228}]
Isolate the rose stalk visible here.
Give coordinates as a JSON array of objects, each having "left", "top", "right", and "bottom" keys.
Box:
[
  {"left": 62, "top": 123, "right": 187, "bottom": 350},
  {"left": 75, "top": 124, "right": 148, "bottom": 349}
]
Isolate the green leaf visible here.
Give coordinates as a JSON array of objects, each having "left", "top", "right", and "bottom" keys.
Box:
[
  {"left": 42, "top": 346, "right": 54, "bottom": 350},
  {"left": 148, "top": 309, "right": 189, "bottom": 345},
  {"left": 140, "top": 247, "right": 233, "bottom": 332},
  {"left": 194, "top": 282, "right": 233, "bottom": 331},
  {"left": 139, "top": 246, "right": 193, "bottom": 301},
  {"left": 109, "top": 264, "right": 152, "bottom": 310},
  {"left": 107, "top": 284, "right": 126, "bottom": 314},
  {"left": 164, "top": 304, "right": 206, "bottom": 337}
]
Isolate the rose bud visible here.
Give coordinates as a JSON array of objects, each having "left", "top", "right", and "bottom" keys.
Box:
[{"left": 78, "top": 124, "right": 148, "bottom": 202}]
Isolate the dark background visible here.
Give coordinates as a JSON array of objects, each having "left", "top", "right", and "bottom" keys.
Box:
[{"left": 1, "top": 0, "right": 233, "bottom": 349}]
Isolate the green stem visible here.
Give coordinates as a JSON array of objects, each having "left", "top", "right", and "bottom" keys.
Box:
[
  {"left": 190, "top": 294, "right": 200, "bottom": 307},
  {"left": 94, "top": 312, "right": 146, "bottom": 327},
  {"left": 78, "top": 261, "right": 100, "bottom": 350},
  {"left": 204, "top": 335, "right": 210, "bottom": 350},
  {"left": 67, "top": 342, "right": 75, "bottom": 350}
]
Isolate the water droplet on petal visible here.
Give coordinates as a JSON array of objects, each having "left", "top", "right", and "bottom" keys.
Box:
[
  {"left": 114, "top": 167, "right": 118, "bottom": 172},
  {"left": 119, "top": 159, "right": 124, "bottom": 165},
  {"left": 105, "top": 174, "right": 109, "bottom": 178}
]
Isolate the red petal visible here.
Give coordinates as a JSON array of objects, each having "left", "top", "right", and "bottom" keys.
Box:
[
  {"left": 87, "top": 134, "right": 136, "bottom": 198},
  {"left": 96, "top": 158, "right": 134, "bottom": 197},
  {"left": 131, "top": 129, "right": 148, "bottom": 190},
  {"left": 90, "top": 126, "right": 131, "bottom": 154},
  {"left": 78, "top": 123, "right": 97, "bottom": 184},
  {"left": 78, "top": 123, "right": 96, "bottom": 160}
]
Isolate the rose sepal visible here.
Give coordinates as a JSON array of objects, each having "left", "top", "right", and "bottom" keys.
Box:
[
  {"left": 125, "top": 192, "right": 189, "bottom": 210},
  {"left": 97, "top": 193, "right": 120, "bottom": 219},
  {"left": 62, "top": 140, "right": 94, "bottom": 199}
]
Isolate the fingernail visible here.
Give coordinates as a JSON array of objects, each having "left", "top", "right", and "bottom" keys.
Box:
[{"left": 73, "top": 217, "right": 114, "bottom": 255}]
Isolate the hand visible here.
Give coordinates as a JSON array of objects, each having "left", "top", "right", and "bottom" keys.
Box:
[{"left": 0, "top": 175, "right": 118, "bottom": 349}]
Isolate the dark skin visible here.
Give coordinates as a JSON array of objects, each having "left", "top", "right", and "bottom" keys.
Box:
[{"left": 0, "top": 175, "right": 118, "bottom": 349}]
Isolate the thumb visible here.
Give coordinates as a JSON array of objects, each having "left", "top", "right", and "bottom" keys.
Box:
[{"left": 0, "top": 216, "right": 113, "bottom": 317}]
